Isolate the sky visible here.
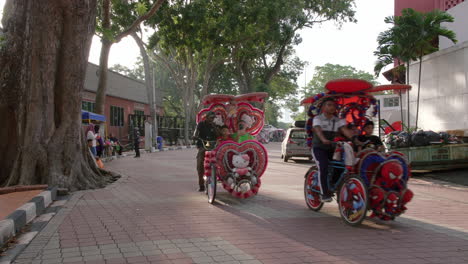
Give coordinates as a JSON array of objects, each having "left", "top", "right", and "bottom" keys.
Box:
[{"left": 0, "top": 0, "right": 394, "bottom": 122}]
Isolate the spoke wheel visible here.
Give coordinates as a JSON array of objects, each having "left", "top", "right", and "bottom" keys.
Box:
[
  {"left": 304, "top": 168, "right": 323, "bottom": 211},
  {"left": 207, "top": 164, "right": 217, "bottom": 204},
  {"left": 338, "top": 176, "right": 368, "bottom": 226}
]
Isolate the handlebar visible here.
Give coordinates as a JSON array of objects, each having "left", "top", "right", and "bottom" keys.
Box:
[{"left": 195, "top": 138, "right": 218, "bottom": 151}]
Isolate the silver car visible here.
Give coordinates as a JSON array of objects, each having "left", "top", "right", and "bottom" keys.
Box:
[{"left": 281, "top": 128, "right": 312, "bottom": 162}]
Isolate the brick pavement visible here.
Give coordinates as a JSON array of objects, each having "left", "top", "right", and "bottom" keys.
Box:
[{"left": 10, "top": 144, "right": 468, "bottom": 264}]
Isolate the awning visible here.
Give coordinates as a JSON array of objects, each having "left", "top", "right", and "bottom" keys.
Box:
[{"left": 81, "top": 110, "right": 106, "bottom": 122}]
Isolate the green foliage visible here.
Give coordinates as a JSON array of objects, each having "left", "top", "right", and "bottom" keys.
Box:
[
  {"left": 304, "top": 63, "right": 378, "bottom": 96},
  {"left": 145, "top": 0, "right": 356, "bottom": 126},
  {"left": 109, "top": 61, "right": 145, "bottom": 81},
  {"left": 374, "top": 8, "right": 457, "bottom": 77}
]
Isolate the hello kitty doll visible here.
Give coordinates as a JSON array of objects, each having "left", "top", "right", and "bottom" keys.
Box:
[
  {"left": 232, "top": 154, "right": 252, "bottom": 179},
  {"left": 241, "top": 114, "right": 254, "bottom": 129},
  {"left": 213, "top": 113, "right": 224, "bottom": 126}
]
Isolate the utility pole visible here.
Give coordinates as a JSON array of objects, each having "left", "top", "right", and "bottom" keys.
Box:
[{"left": 152, "top": 65, "right": 159, "bottom": 144}]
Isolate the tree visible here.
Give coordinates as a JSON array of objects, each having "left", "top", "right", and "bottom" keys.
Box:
[
  {"left": 289, "top": 63, "right": 378, "bottom": 120},
  {"left": 304, "top": 63, "right": 377, "bottom": 96},
  {"left": 227, "top": 0, "right": 357, "bottom": 94},
  {"left": 110, "top": 62, "right": 145, "bottom": 81},
  {"left": 408, "top": 9, "right": 456, "bottom": 129},
  {"left": 0, "top": 0, "right": 109, "bottom": 189},
  {"left": 374, "top": 8, "right": 456, "bottom": 129},
  {"left": 94, "top": 0, "right": 165, "bottom": 115}
]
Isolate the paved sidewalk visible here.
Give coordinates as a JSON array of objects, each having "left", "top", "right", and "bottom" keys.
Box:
[{"left": 9, "top": 144, "right": 468, "bottom": 264}]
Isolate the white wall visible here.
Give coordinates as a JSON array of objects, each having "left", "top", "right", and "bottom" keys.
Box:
[
  {"left": 440, "top": 1, "right": 468, "bottom": 49},
  {"left": 402, "top": 41, "right": 468, "bottom": 133}
]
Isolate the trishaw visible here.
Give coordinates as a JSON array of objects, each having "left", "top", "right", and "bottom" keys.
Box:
[
  {"left": 302, "top": 79, "right": 414, "bottom": 226},
  {"left": 197, "top": 93, "right": 269, "bottom": 203}
]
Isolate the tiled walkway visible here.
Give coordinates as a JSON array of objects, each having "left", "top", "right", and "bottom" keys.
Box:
[{"left": 10, "top": 144, "right": 468, "bottom": 264}]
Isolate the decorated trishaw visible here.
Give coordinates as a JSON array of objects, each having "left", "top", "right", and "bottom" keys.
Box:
[
  {"left": 302, "top": 79, "right": 414, "bottom": 226},
  {"left": 197, "top": 93, "right": 269, "bottom": 203}
]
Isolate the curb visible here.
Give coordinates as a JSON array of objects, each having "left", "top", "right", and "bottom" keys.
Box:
[{"left": 0, "top": 187, "right": 57, "bottom": 248}]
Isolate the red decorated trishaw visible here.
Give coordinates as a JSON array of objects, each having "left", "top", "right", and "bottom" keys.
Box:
[
  {"left": 197, "top": 93, "right": 269, "bottom": 203},
  {"left": 303, "top": 79, "right": 414, "bottom": 226}
]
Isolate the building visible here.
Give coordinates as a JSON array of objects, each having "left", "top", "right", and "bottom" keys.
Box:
[
  {"left": 395, "top": 0, "right": 465, "bottom": 16},
  {"left": 378, "top": 0, "right": 467, "bottom": 135},
  {"left": 82, "top": 62, "right": 163, "bottom": 142}
]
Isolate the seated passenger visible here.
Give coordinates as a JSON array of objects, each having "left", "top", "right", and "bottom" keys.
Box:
[
  {"left": 217, "top": 125, "right": 233, "bottom": 143},
  {"left": 232, "top": 121, "right": 255, "bottom": 143},
  {"left": 357, "top": 121, "right": 384, "bottom": 152}
]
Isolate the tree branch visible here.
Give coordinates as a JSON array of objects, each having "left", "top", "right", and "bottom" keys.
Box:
[{"left": 114, "top": 0, "right": 165, "bottom": 43}]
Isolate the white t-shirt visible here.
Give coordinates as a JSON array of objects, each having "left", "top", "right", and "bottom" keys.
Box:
[
  {"left": 87, "top": 131, "right": 97, "bottom": 147},
  {"left": 313, "top": 114, "right": 347, "bottom": 132}
]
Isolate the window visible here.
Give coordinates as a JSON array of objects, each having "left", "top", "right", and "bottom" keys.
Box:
[
  {"left": 383, "top": 97, "right": 399, "bottom": 108},
  {"left": 110, "top": 106, "right": 124, "bottom": 127},
  {"left": 290, "top": 130, "right": 307, "bottom": 139},
  {"left": 82, "top": 101, "right": 95, "bottom": 112},
  {"left": 134, "top": 110, "right": 144, "bottom": 116}
]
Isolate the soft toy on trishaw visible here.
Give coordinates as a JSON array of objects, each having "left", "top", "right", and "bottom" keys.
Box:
[
  {"left": 197, "top": 93, "right": 269, "bottom": 204},
  {"left": 302, "top": 79, "right": 414, "bottom": 226}
]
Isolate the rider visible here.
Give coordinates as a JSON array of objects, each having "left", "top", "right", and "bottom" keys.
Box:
[
  {"left": 358, "top": 121, "right": 384, "bottom": 152},
  {"left": 232, "top": 121, "right": 255, "bottom": 143},
  {"left": 217, "top": 125, "right": 233, "bottom": 143},
  {"left": 193, "top": 111, "right": 218, "bottom": 192},
  {"left": 312, "top": 97, "right": 353, "bottom": 202}
]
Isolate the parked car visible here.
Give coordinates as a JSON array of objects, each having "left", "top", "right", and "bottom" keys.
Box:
[{"left": 281, "top": 128, "right": 312, "bottom": 162}]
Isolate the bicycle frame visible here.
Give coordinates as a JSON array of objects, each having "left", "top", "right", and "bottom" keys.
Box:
[{"left": 310, "top": 160, "right": 348, "bottom": 194}]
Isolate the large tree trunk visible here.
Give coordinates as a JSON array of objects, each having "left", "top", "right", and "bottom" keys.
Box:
[
  {"left": 0, "top": 0, "right": 106, "bottom": 189},
  {"left": 94, "top": 39, "right": 112, "bottom": 114}
]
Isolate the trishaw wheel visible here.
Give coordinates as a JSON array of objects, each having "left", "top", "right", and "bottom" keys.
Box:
[
  {"left": 304, "top": 168, "right": 323, "bottom": 211},
  {"left": 207, "top": 164, "right": 217, "bottom": 204},
  {"left": 337, "top": 176, "right": 368, "bottom": 226}
]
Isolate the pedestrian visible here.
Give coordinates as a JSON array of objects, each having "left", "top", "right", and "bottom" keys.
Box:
[
  {"left": 94, "top": 124, "right": 104, "bottom": 157},
  {"left": 193, "top": 111, "right": 218, "bottom": 192},
  {"left": 86, "top": 123, "right": 97, "bottom": 157},
  {"left": 134, "top": 127, "right": 141, "bottom": 158},
  {"left": 109, "top": 133, "right": 122, "bottom": 156}
]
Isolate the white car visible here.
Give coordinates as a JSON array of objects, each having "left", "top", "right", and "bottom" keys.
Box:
[{"left": 281, "top": 128, "right": 312, "bottom": 162}]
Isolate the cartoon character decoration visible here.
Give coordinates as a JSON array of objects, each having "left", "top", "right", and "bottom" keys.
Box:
[
  {"left": 349, "top": 183, "right": 365, "bottom": 217},
  {"left": 359, "top": 154, "right": 414, "bottom": 220},
  {"left": 368, "top": 186, "right": 385, "bottom": 216},
  {"left": 232, "top": 154, "right": 252, "bottom": 178},
  {"left": 213, "top": 113, "right": 225, "bottom": 126},
  {"left": 199, "top": 93, "right": 268, "bottom": 200},
  {"left": 339, "top": 180, "right": 367, "bottom": 221},
  {"left": 241, "top": 114, "right": 254, "bottom": 129},
  {"left": 375, "top": 161, "right": 404, "bottom": 189},
  {"left": 384, "top": 191, "right": 400, "bottom": 219}
]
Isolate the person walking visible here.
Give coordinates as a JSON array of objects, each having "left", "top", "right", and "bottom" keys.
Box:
[
  {"left": 86, "top": 124, "right": 97, "bottom": 157},
  {"left": 193, "top": 111, "right": 218, "bottom": 192},
  {"left": 133, "top": 127, "right": 141, "bottom": 158}
]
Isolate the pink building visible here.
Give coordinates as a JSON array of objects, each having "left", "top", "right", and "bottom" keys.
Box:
[{"left": 395, "top": 0, "right": 465, "bottom": 15}]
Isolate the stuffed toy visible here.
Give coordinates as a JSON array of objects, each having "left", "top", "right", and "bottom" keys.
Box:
[
  {"left": 375, "top": 161, "right": 404, "bottom": 190},
  {"left": 213, "top": 113, "right": 224, "bottom": 126},
  {"left": 384, "top": 191, "right": 399, "bottom": 216},
  {"left": 369, "top": 186, "right": 385, "bottom": 209},
  {"left": 241, "top": 114, "right": 254, "bottom": 128},
  {"left": 232, "top": 154, "right": 252, "bottom": 178},
  {"left": 400, "top": 189, "right": 414, "bottom": 211}
]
